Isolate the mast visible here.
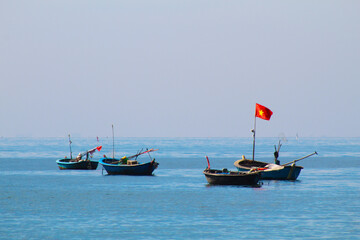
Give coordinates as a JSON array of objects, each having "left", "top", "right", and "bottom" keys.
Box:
[
  {"left": 68, "top": 134, "right": 72, "bottom": 159},
  {"left": 252, "top": 103, "right": 273, "bottom": 161},
  {"left": 252, "top": 114, "right": 256, "bottom": 161},
  {"left": 112, "top": 124, "right": 115, "bottom": 159}
]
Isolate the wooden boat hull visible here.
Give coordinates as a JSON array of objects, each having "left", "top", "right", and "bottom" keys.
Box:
[
  {"left": 234, "top": 159, "right": 303, "bottom": 180},
  {"left": 203, "top": 169, "right": 261, "bottom": 186},
  {"left": 56, "top": 159, "right": 99, "bottom": 170},
  {"left": 99, "top": 158, "right": 159, "bottom": 175}
]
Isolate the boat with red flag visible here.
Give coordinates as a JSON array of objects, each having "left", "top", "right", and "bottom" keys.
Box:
[{"left": 234, "top": 103, "right": 317, "bottom": 180}]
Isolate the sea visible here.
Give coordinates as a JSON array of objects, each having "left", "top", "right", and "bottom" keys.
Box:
[{"left": 0, "top": 137, "right": 359, "bottom": 240}]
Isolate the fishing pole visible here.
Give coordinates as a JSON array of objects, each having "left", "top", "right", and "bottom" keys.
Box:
[{"left": 282, "top": 152, "right": 318, "bottom": 166}]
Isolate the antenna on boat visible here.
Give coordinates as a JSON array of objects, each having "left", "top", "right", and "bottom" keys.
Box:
[
  {"left": 274, "top": 140, "right": 282, "bottom": 164},
  {"left": 134, "top": 148, "right": 142, "bottom": 160},
  {"left": 146, "top": 148, "right": 154, "bottom": 161},
  {"left": 112, "top": 124, "right": 115, "bottom": 159},
  {"left": 68, "top": 134, "right": 73, "bottom": 159}
]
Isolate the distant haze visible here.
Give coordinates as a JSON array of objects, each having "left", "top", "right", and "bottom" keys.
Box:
[{"left": 1, "top": 1, "right": 359, "bottom": 138}]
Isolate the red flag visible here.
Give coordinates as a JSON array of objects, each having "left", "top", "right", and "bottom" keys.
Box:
[
  {"left": 96, "top": 146, "right": 102, "bottom": 151},
  {"left": 255, "top": 103, "right": 273, "bottom": 120}
]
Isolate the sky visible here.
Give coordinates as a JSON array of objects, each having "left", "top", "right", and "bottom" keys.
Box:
[{"left": 1, "top": 1, "right": 359, "bottom": 138}]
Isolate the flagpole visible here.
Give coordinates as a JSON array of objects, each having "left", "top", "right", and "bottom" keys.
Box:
[
  {"left": 252, "top": 114, "right": 256, "bottom": 161},
  {"left": 252, "top": 103, "right": 273, "bottom": 161}
]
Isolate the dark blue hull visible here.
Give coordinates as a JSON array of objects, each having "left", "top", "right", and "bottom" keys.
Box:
[
  {"left": 56, "top": 159, "right": 98, "bottom": 170},
  {"left": 203, "top": 169, "right": 261, "bottom": 186},
  {"left": 237, "top": 166, "right": 302, "bottom": 180},
  {"left": 99, "top": 158, "right": 159, "bottom": 175}
]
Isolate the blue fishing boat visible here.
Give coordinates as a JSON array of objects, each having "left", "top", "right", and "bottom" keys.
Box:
[
  {"left": 234, "top": 152, "right": 317, "bottom": 180},
  {"left": 56, "top": 135, "right": 102, "bottom": 170},
  {"left": 99, "top": 149, "right": 159, "bottom": 175},
  {"left": 56, "top": 158, "right": 99, "bottom": 170},
  {"left": 100, "top": 158, "right": 158, "bottom": 175},
  {"left": 234, "top": 104, "right": 317, "bottom": 180}
]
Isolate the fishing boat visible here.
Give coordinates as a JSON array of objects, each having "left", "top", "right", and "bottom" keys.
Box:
[
  {"left": 56, "top": 142, "right": 102, "bottom": 170},
  {"left": 56, "top": 146, "right": 102, "bottom": 170},
  {"left": 234, "top": 139, "right": 317, "bottom": 180},
  {"left": 203, "top": 156, "right": 261, "bottom": 186},
  {"left": 234, "top": 103, "right": 317, "bottom": 180},
  {"left": 234, "top": 153, "right": 316, "bottom": 180},
  {"left": 203, "top": 168, "right": 261, "bottom": 186},
  {"left": 57, "top": 158, "right": 99, "bottom": 170},
  {"left": 99, "top": 125, "right": 159, "bottom": 175},
  {"left": 99, "top": 149, "right": 159, "bottom": 175}
]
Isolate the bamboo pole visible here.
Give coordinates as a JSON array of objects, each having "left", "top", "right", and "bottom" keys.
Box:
[{"left": 282, "top": 152, "right": 318, "bottom": 166}]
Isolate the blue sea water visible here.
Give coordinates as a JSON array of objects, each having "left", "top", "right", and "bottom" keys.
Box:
[{"left": 0, "top": 137, "right": 359, "bottom": 239}]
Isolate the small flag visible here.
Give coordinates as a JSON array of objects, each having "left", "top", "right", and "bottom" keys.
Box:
[
  {"left": 96, "top": 146, "right": 102, "bottom": 151},
  {"left": 255, "top": 103, "right": 273, "bottom": 121}
]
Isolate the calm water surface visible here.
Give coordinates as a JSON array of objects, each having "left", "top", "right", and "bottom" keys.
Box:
[{"left": 0, "top": 137, "right": 359, "bottom": 239}]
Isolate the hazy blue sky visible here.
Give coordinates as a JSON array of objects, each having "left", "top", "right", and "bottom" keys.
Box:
[{"left": 1, "top": 1, "right": 359, "bottom": 138}]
